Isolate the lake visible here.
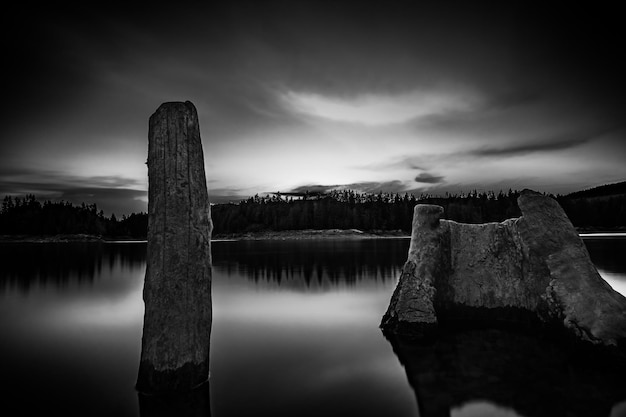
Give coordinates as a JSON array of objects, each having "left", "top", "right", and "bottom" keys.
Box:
[{"left": 1, "top": 237, "right": 625, "bottom": 417}]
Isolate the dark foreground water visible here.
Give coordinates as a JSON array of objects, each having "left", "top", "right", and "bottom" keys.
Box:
[{"left": 0, "top": 237, "right": 625, "bottom": 417}]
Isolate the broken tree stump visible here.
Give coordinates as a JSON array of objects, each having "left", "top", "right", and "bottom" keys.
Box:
[{"left": 381, "top": 190, "right": 626, "bottom": 348}]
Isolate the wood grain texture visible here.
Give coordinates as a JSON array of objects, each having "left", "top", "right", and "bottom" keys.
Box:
[{"left": 137, "top": 101, "right": 212, "bottom": 393}]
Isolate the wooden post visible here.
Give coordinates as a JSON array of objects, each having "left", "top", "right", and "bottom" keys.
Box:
[{"left": 137, "top": 101, "right": 212, "bottom": 393}]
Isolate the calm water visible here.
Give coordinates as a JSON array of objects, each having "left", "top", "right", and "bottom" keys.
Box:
[{"left": 0, "top": 237, "right": 625, "bottom": 417}]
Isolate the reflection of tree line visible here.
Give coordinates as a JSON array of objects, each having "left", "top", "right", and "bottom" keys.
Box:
[
  {"left": 2, "top": 238, "right": 621, "bottom": 293},
  {"left": 1, "top": 240, "right": 409, "bottom": 293},
  {"left": 212, "top": 240, "right": 409, "bottom": 287},
  {"left": 0, "top": 242, "right": 146, "bottom": 292}
]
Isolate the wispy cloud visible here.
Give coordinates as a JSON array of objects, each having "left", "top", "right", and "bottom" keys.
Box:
[
  {"left": 280, "top": 87, "right": 481, "bottom": 126},
  {"left": 0, "top": 167, "right": 145, "bottom": 188}
]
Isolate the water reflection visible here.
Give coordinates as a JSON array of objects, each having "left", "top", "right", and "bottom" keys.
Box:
[
  {"left": 0, "top": 242, "right": 146, "bottom": 293},
  {"left": 384, "top": 236, "right": 626, "bottom": 417},
  {"left": 386, "top": 328, "right": 626, "bottom": 417},
  {"left": 0, "top": 242, "right": 146, "bottom": 417},
  {"left": 212, "top": 239, "right": 407, "bottom": 289},
  {"left": 1, "top": 238, "right": 624, "bottom": 417},
  {"left": 209, "top": 239, "right": 416, "bottom": 417}
]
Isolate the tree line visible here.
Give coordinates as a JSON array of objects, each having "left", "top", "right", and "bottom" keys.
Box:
[
  {"left": 2, "top": 183, "right": 625, "bottom": 238},
  {"left": 0, "top": 195, "right": 147, "bottom": 238},
  {"left": 211, "top": 185, "right": 626, "bottom": 234},
  {"left": 210, "top": 189, "right": 524, "bottom": 235}
]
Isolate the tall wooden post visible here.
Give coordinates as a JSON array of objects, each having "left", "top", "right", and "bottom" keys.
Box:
[{"left": 137, "top": 101, "right": 212, "bottom": 393}]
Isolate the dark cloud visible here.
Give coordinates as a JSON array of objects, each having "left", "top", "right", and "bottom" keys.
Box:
[
  {"left": 4, "top": 1, "right": 624, "bottom": 112},
  {"left": 469, "top": 139, "right": 587, "bottom": 158},
  {"left": 388, "top": 126, "right": 619, "bottom": 169},
  {"left": 468, "top": 127, "right": 616, "bottom": 158},
  {"left": 414, "top": 173, "right": 445, "bottom": 184}
]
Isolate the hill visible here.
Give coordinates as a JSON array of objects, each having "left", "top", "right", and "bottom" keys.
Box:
[
  {"left": 562, "top": 181, "right": 626, "bottom": 200},
  {"left": 557, "top": 181, "right": 626, "bottom": 230}
]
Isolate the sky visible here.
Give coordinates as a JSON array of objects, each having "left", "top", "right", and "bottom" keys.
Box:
[{"left": 1, "top": 1, "right": 625, "bottom": 215}]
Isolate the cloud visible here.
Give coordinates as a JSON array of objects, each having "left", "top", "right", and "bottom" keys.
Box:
[
  {"left": 467, "top": 127, "right": 615, "bottom": 158},
  {"left": 0, "top": 167, "right": 147, "bottom": 215},
  {"left": 287, "top": 180, "right": 409, "bottom": 195},
  {"left": 0, "top": 167, "right": 145, "bottom": 188},
  {"left": 280, "top": 88, "right": 481, "bottom": 126},
  {"left": 374, "top": 125, "right": 619, "bottom": 174},
  {"left": 414, "top": 172, "right": 445, "bottom": 184},
  {"left": 285, "top": 184, "right": 341, "bottom": 195}
]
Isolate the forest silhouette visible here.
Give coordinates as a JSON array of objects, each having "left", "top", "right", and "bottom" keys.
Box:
[
  {"left": 0, "top": 195, "right": 146, "bottom": 238},
  {"left": 1, "top": 182, "right": 625, "bottom": 238}
]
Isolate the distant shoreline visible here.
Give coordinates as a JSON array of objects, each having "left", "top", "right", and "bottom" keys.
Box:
[
  {"left": 0, "top": 229, "right": 408, "bottom": 243},
  {"left": 211, "top": 229, "right": 409, "bottom": 241},
  {"left": 0, "top": 234, "right": 144, "bottom": 243},
  {"left": 2, "top": 228, "right": 625, "bottom": 243}
]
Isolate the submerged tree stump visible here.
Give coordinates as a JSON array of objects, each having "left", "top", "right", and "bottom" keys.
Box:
[
  {"left": 381, "top": 189, "right": 626, "bottom": 348},
  {"left": 137, "top": 101, "right": 212, "bottom": 393}
]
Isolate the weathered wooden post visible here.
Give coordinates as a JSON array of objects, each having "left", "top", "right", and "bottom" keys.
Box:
[{"left": 137, "top": 101, "right": 212, "bottom": 393}]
